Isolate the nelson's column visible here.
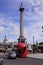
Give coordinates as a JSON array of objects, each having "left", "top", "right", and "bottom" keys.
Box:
[{"left": 18, "top": 3, "right": 26, "bottom": 43}]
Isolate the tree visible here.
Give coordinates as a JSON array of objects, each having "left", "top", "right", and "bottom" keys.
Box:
[{"left": 39, "top": 42, "right": 43, "bottom": 45}]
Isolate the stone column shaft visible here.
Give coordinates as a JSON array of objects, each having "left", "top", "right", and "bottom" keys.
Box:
[{"left": 20, "top": 10, "right": 23, "bottom": 37}]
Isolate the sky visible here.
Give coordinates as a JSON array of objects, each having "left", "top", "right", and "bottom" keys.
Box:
[{"left": 0, "top": 0, "right": 43, "bottom": 44}]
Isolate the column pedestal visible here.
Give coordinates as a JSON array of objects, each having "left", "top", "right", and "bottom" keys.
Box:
[{"left": 18, "top": 36, "right": 26, "bottom": 43}]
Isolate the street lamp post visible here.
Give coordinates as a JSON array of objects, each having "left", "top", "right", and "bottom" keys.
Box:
[
  {"left": 33, "top": 36, "right": 34, "bottom": 44},
  {"left": 33, "top": 36, "right": 35, "bottom": 54},
  {"left": 42, "top": 26, "right": 43, "bottom": 36},
  {"left": 42, "top": 26, "right": 43, "bottom": 32}
]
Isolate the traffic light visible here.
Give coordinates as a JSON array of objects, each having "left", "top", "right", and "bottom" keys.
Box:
[
  {"left": 42, "top": 26, "right": 43, "bottom": 29},
  {"left": 42, "top": 31, "right": 43, "bottom": 32}
]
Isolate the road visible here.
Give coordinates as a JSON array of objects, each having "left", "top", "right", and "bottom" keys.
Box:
[
  {"left": 3, "top": 57, "right": 43, "bottom": 65},
  {"left": 0, "top": 53, "right": 43, "bottom": 65}
]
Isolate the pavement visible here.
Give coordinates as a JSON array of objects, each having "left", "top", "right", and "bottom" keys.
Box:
[{"left": 27, "top": 53, "right": 43, "bottom": 59}]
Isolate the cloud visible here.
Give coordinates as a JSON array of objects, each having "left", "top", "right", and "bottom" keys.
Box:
[
  {"left": 24, "top": 20, "right": 43, "bottom": 43},
  {"left": 23, "top": 0, "right": 43, "bottom": 43},
  {"left": 7, "top": 22, "right": 19, "bottom": 35},
  {"left": 0, "top": 0, "right": 43, "bottom": 43},
  {"left": 29, "top": 0, "right": 40, "bottom": 6},
  {"left": 0, "top": 17, "right": 19, "bottom": 41},
  {"left": 0, "top": 26, "right": 5, "bottom": 33}
]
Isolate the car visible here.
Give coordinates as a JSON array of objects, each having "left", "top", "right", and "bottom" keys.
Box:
[
  {"left": 7, "top": 51, "right": 16, "bottom": 59},
  {"left": 0, "top": 58, "right": 3, "bottom": 65}
]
